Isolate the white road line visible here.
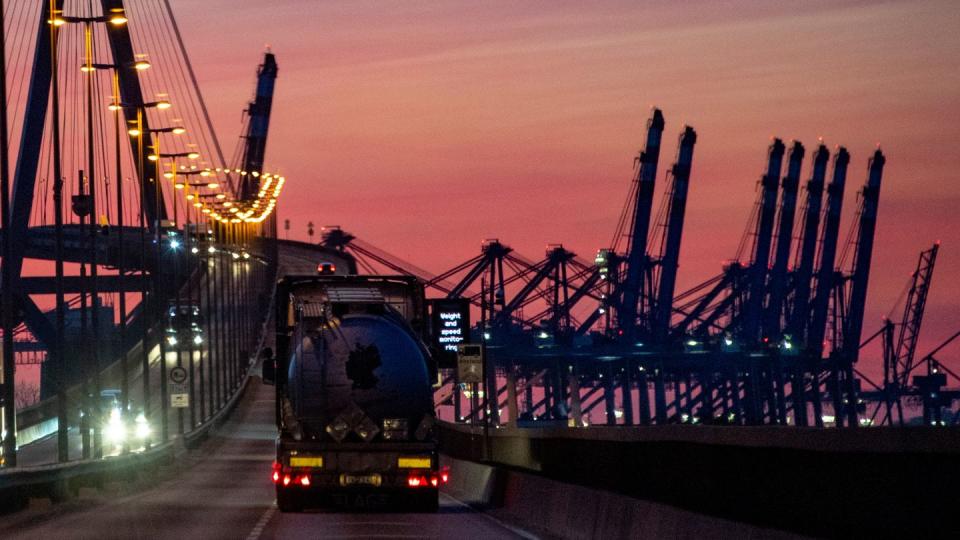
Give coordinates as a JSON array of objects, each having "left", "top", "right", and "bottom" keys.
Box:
[
  {"left": 245, "top": 503, "right": 277, "bottom": 540},
  {"left": 321, "top": 521, "right": 416, "bottom": 526},
  {"left": 310, "top": 533, "right": 431, "bottom": 540},
  {"left": 440, "top": 492, "right": 540, "bottom": 540}
]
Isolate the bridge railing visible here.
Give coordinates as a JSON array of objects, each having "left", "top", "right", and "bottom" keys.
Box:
[{"left": 0, "top": 231, "right": 279, "bottom": 507}]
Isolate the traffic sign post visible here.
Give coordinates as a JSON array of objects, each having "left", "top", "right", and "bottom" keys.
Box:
[
  {"left": 170, "top": 367, "right": 189, "bottom": 408},
  {"left": 457, "top": 344, "right": 483, "bottom": 385}
]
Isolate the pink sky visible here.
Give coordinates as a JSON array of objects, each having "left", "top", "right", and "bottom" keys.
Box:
[{"left": 171, "top": 0, "right": 959, "bottom": 371}]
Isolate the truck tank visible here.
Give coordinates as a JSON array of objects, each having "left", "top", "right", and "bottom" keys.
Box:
[{"left": 286, "top": 308, "right": 433, "bottom": 440}]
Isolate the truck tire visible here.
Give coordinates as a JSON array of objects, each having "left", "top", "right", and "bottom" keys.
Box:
[{"left": 276, "top": 488, "right": 302, "bottom": 513}]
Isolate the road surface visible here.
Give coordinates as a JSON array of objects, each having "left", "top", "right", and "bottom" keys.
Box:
[{"left": 2, "top": 376, "right": 534, "bottom": 539}]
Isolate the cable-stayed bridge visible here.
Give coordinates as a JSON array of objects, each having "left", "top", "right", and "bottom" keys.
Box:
[{"left": 0, "top": 3, "right": 957, "bottom": 539}]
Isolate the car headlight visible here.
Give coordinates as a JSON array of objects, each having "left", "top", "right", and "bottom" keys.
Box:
[
  {"left": 104, "top": 411, "right": 126, "bottom": 444},
  {"left": 134, "top": 413, "right": 151, "bottom": 439}
]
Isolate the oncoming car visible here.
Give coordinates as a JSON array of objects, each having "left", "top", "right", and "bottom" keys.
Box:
[{"left": 165, "top": 303, "right": 204, "bottom": 349}]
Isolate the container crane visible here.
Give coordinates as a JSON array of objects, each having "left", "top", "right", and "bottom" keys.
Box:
[
  {"left": 836, "top": 150, "right": 885, "bottom": 426},
  {"left": 763, "top": 141, "right": 804, "bottom": 340},
  {"left": 651, "top": 126, "right": 697, "bottom": 343},
  {"left": 786, "top": 144, "right": 829, "bottom": 343},
  {"left": 741, "top": 139, "right": 785, "bottom": 343},
  {"left": 238, "top": 50, "right": 278, "bottom": 200},
  {"left": 618, "top": 109, "right": 664, "bottom": 342}
]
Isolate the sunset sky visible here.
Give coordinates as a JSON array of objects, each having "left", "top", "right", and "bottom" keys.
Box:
[{"left": 172, "top": 0, "right": 959, "bottom": 370}]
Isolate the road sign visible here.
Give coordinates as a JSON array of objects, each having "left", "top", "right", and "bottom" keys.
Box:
[
  {"left": 457, "top": 344, "right": 483, "bottom": 384},
  {"left": 429, "top": 298, "right": 470, "bottom": 368},
  {"left": 171, "top": 393, "right": 189, "bottom": 408},
  {"left": 169, "top": 366, "right": 188, "bottom": 385},
  {"left": 171, "top": 382, "right": 189, "bottom": 407}
]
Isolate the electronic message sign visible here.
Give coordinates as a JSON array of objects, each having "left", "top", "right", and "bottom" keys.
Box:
[{"left": 428, "top": 298, "right": 471, "bottom": 367}]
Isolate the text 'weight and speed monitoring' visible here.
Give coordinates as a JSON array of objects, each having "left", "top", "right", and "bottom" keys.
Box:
[{"left": 429, "top": 299, "right": 470, "bottom": 366}]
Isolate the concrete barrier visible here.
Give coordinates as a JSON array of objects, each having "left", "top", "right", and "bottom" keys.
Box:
[
  {"left": 440, "top": 423, "right": 960, "bottom": 538},
  {"left": 442, "top": 455, "right": 805, "bottom": 539}
]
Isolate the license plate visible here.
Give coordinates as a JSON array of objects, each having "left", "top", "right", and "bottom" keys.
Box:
[
  {"left": 290, "top": 456, "right": 323, "bottom": 468},
  {"left": 339, "top": 473, "right": 382, "bottom": 487}
]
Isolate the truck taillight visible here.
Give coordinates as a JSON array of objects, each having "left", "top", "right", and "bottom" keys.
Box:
[
  {"left": 407, "top": 471, "right": 443, "bottom": 488},
  {"left": 271, "top": 462, "right": 281, "bottom": 484},
  {"left": 407, "top": 473, "right": 425, "bottom": 487}
]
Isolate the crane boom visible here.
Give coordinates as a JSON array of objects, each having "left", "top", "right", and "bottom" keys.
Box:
[
  {"left": 239, "top": 51, "right": 278, "bottom": 200},
  {"left": 618, "top": 109, "right": 664, "bottom": 341}
]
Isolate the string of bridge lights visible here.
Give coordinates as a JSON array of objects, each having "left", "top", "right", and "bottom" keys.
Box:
[
  {"left": 165, "top": 165, "right": 286, "bottom": 225},
  {"left": 53, "top": 7, "right": 286, "bottom": 229}
]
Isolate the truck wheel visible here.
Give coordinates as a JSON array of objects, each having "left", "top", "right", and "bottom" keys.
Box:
[{"left": 276, "top": 488, "right": 302, "bottom": 513}]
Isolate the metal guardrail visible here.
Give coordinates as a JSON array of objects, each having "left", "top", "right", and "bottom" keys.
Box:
[
  {"left": 0, "top": 440, "right": 175, "bottom": 509},
  {"left": 182, "top": 273, "right": 276, "bottom": 449}
]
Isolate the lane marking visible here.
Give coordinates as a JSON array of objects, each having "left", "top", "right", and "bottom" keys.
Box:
[
  {"left": 245, "top": 503, "right": 276, "bottom": 540},
  {"left": 441, "top": 492, "right": 540, "bottom": 540},
  {"left": 317, "top": 521, "right": 416, "bottom": 526},
  {"left": 310, "top": 534, "right": 430, "bottom": 540}
]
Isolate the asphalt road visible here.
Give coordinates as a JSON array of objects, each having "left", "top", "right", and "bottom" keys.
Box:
[{"left": 2, "top": 377, "right": 532, "bottom": 539}]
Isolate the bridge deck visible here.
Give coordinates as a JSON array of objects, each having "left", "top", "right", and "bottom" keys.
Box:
[{"left": 1, "top": 376, "right": 529, "bottom": 540}]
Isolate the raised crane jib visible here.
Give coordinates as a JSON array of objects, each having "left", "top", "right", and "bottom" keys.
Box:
[
  {"left": 807, "top": 148, "right": 849, "bottom": 352},
  {"left": 841, "top": 150, "right": 885, "bottom": 360},
  {"left": 240, "top": 51, "right": 279, "bottom": 200},
  {"left": 786, "top": 144, "right": 829, "bottom": 342},
  {"left": 741, "top": 138, "right": 784, "bottom": 342},
  {"left": 763, "top": 141, "right": 804, "bottom": 340},
  {"left": 618, "top": 109, "right": 664, "bottom": 341}
]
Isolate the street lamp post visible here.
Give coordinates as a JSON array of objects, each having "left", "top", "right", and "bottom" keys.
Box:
[
  {"left": 49, "top": 0, "right": 69, "bottom": 463},
  {"left": 150, "top": 150, "right": 198, "bottom": 437},
  {"left": 84, "top": 59, "right": 151, "bottom": 452},
  {"left": 52, "top": 0, "right": 133, "bottom": 465},
  {"left": 82, "top": 17, "right": 103, "bottom": 460},
  {"left": 114, "top": 100, "right": 174, "bottom": 448},
  {"left": 167, "top": 170, "right": 213, "bottom": 429}
]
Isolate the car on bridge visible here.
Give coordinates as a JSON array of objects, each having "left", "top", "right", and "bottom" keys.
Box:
[
  {"left": 165, "top": 303, "right": 204, "bottom": 349},
  {"left": 316, "top": 261, "right": 337, "bottom": 275}
]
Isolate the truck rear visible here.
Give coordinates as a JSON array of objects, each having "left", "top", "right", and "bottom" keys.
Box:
[{"left": 263, "top": 275, "right": 444, "bottom": 511}]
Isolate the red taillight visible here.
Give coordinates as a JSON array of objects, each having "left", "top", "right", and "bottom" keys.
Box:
[
  {"left": 272, "top": 462, "right": 282, "bottom": 484},
  {"left": 408, "top": 472, "right": 440, "bottom": 488},
  {"left": 441, "top": 467, "right": 450, "bottom": 484},
  {"left": 408, "top": 475, "right": 423, "bottom": 487},
  {"left": 282, "top": 475, "right": 292, "bottom": 486},
  {"left": 299, "top": 475, "right": 311, "bottom": 487}
]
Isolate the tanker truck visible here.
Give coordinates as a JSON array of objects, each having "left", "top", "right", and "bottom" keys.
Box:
[{"left": 262, "top": 275, "right": 444, "bottom": 512}]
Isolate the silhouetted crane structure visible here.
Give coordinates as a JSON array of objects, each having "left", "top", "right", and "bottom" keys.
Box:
[
  {"left": 858, "top": 244, "right": 953, "bottom": 425},
  {"left": 318, "top": 108, "right": 955, "bottom": 428}
]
